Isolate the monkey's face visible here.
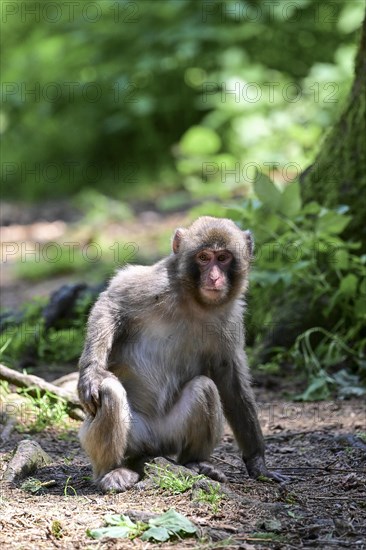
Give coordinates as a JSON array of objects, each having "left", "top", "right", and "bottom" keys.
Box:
[
  {"left": 195, "top": 249, "right": 233, "bottom": 304},
  {"left": 172, "top": 216, "right": 253, "bottom": 308}
]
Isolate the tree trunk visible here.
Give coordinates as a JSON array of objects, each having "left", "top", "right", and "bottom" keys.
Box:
[{"left": 301, "top": 9, "right": 366, "bottom": 246}]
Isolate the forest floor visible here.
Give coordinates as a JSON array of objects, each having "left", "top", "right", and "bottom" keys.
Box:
[
  {"left": 1, "top": 394, "right": 365, "bottom": 549},
  {"left": 1, "top": 200, "right": 366, "bottom": 549}
]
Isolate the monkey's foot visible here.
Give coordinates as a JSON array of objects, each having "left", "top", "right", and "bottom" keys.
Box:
[
  {"left": 98, "top": 467, "right": 140, "bottom": 493},
  {"left": 185, "top": 461, "right": 227, "bottom": 482},
  {"left": 245, "top": 455, "right": 289, "bottom": 483}
]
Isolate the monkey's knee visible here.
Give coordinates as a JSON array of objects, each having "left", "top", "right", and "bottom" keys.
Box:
[
  {"left": 177, "top": 376, "right": 223, "bottom": 463},
  {"left": 190, "top": 376, "right": 223, "bottom": 426},
  {"left": 79, "top": 377, "right": 131, "bottom": 479}
]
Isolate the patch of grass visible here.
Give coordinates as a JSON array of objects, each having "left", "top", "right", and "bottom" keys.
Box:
[
  {"left": 17, "top": 387, "right": 69, "bottom": 432},
  {"left": 193, "top": 483, "right": 224, "bottom": 514},
  {"left": 146, "top": 464, "right": 204, "bottom": 494}
]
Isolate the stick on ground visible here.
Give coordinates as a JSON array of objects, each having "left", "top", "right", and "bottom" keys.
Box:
[{"left": 0, "top": 363, "right": 84, "bottom": 421}]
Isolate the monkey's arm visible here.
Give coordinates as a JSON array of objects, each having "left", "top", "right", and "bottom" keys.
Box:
[
  {"left": 211, "top": 351, "right": 286, "bottom": 483},
  {"left": 78, "top": 294, "right": 122, "bottom": 415}
]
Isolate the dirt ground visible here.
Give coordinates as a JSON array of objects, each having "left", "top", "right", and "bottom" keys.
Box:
[
  {"left": 1, "top": 204, "right": 366, "bottom": 548},
  {"left": 1, "top": 393, "right": 365, "bottom": 550}
]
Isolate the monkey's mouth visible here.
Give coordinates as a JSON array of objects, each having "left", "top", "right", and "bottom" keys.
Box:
[
  {"left": 201, "top": 288, "right": 226, "bottom": 300},
  {"left": 202, "top": 287, "right": 224, "bottom": 292}
]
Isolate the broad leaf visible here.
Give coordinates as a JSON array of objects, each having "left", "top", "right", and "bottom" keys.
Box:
[
  {"left": 141, "top": 509, "right": 196, "bottom": 542},
  {"left": 316, "top": 211, "right": 351, "bottom": 234},
  {"left": 87, "top": 514, "right": 141, "bottom": 540},
  {"left": 278, "top": 181, "right": 302, "bottom": 217},
  {"left": 141, "top": 526, "right": 170, "bottom": 542},
  {"left": 339, "top": 274, "right": 358, "bottom": 296},
  {"left": 295, "top": 374, "right": 334, "bottom": 401},
  {"left": 253, "top": 172, "right": 282, "bottom": 210},
  {"left": 88, "top": 526, "right": 134, "bottom": 539}
]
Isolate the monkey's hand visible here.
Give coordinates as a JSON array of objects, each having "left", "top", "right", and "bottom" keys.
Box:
[
  {"left": 78, "top": 369, "right": 115, "bottom": 416},
  {"left": 245, "top": 455, "right": 289, "bottom": 483}
]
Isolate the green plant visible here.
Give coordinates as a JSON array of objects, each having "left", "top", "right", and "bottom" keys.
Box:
[
  {"left": 51, "top": 520, "right": 64, "bottom": 539},
  {"left": 87, "top": 509, "right": 197, "bottom": 542},
  {"left": 190, "top": 174, "right": 365, "bottom": 399},
  {"left": 64, "top": 476, "right": 77, "bottom": 497},
  {"left": 194, "top": 484, "right": 224, "bottom": 514},
  {"left": 17, "top": 387, "right": 69, "bottom": 432},
  {"left": 0, "top": 293, "right": 93, "bottom": 366},
  {"left": 146, "top": 464, "right": 204, "bottom": 494},
  {"left": 21, "top": 477, "right": 56, "bottom": 494}
]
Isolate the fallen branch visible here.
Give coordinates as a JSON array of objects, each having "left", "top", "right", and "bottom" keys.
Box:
[
  {"left": 3, "top": 439, "right": 52, "bottom": 483},
  {"left": 0, "top": 414, "right": 16, "bottom": 443},
  {"left": 0, "top": 363, "right": 84, "bottom": 421}
]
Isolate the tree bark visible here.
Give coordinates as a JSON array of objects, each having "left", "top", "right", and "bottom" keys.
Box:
[
  {"left": 301, "top": 9, "right": 366, "bottom": 246},
  {"left": 3, "top": 439, "right": 52, "bottom": 483}
]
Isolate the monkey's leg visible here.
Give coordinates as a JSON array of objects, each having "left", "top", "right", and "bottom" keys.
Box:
[
  {"left": 159, "top": 376, "right": 226, "bottom": 482},
  {"left": 79, "top": 377, "right": 139, "bottom": 492}
]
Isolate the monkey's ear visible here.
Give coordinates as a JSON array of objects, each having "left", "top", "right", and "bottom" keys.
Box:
[
  {"left": 172, "top": 228, "right": 186, "bottom": 254},
  {"left": 243, "top": 230, "right": 254, "bottom": 259}
]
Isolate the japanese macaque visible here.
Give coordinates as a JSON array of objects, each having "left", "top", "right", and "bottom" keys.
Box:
[{"left": 78, "top": 216, "right": 282, "bottom": 492}]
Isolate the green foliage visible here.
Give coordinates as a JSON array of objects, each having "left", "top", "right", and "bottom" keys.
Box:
[
  {"left": 21, "top": 477, "right": 56, "bottom": 494},
  {"left": 205, "top": 176, "right": 366, "bottom": 399},
  {"left": 17, "top": 387, "right": 69, "bottom": 432},
  {"left": 87, "top": 509, "right": 197, "bottom": 542},
  {"left": 146, "top": 463, "right": 204, "bottom": 494},
  {"left": 193, "top": 483, "right": 224, "bottom": 514},
  {"left": 2, "top": 0, "right": 361, "bottom": 199},
  {"left": 0, "top": 295, "right": 90, "bottom": 366},
  {"left": 141, "top": 509, "right": 197, "bottom": 542}
]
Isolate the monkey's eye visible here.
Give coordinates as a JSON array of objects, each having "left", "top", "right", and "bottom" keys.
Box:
[
  {"left": 197, "top": 253, "right": 210, "bottom": 263},
  {"left": 217, "top": 253, "right": 231, "bottom": 263}
]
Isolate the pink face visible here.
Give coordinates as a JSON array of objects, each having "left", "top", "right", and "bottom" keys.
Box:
[{"left": 195, "top": 249, "right": 233, "bottom": 302}]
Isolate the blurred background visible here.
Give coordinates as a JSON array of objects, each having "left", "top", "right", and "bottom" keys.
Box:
[{"left": 1, "top": 0, "right": 365, "bottom": 400}]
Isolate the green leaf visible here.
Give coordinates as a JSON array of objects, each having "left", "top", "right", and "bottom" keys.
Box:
[
  {"left": 296, "top": 374, "right": 334, "bottom": 401},
  {"left": 278, "top": 181, "right": 302, "bottom": 217},
  {"left": 354, "top": 299, "right": 366, "bottom": 319},
  {"left": 339, "top": 274, "right": 358, "bottom": 296},
  {"left": 144, "top": 509, "right": 196, "bottom": 540},
  {"left": 302, "top": 201, "right": 321, "bottom": 215},
  {"left": 180, "top": 126, "right": 221, "bottom": 155},
  {"left": 87, "top": 514, "right": 142, "bottom": 540},
  {"left": 316, "top": 211, "right": 351, "bottom": 234},
  {"left": 104, "top": 514, "right": 137, "bottom": 528},
  {"left": 87, "top": 526, "right": 133, "bottom": 539},
  {"left": 333, "top": 249, "right": 349, "bottom": 270},
  {"left": 141, "top": 526, "right": 170, "bottom": 542},
  {"left": 254, "top": 172, "right": 282, "bottom": 211}
]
